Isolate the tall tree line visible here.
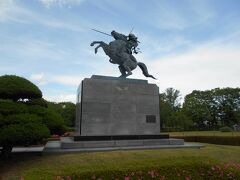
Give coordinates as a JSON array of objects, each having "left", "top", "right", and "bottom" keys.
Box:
[{"left": 160, "top": 87, "right": 240, "bottom": 131}]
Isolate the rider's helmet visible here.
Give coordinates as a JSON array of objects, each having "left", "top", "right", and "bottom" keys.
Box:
[{"left": 128, "top": 33, "right": 138, "bottom": 41}]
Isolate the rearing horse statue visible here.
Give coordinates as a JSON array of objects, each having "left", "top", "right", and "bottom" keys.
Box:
[{"left": 90, "top": 30, "right": 156, "bottom": 79}]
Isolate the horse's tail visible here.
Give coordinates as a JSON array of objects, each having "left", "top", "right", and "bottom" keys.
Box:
[{"left": 137, "top": 62, "right": 156, "bottom": 79}]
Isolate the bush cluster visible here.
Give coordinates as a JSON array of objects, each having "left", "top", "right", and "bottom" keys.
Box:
[
  {"left": 0, "top": 122, "right": 50, "bottom": 147},
  {"left": 0, "top": 100, "right": 28, "bottom": 115},
  {"left": 54, "top": 163, "right": 240, "bottom": 180},
  {"left": 0, "top": 75, "right": 67, "bottom": 158},
  {"left": 173, "top": 135, "right": 240, "bottom": 146},
  {"left": 219, "top": 126, "right": 232, "bottom": 132},
  {"left": 0, "top": 101, "right": 66, "bottom": 136}
]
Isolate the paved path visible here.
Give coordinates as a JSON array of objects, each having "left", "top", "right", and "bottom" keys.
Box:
[
  {"left": 12, "top": 146, "right": 44, "bottom": 153},
  {"left": 43, "top": 140, "right": 204, "bottom": 154},
  {"left": 1, "top": 141, "right": 204, "bottom": 154}
]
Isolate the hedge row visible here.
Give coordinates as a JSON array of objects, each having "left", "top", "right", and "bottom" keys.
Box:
[
  {"left": 172, "top": 135, "right": 240, "bottom": 146},
  {"left": 53, "top": 162, "right": 240, "bottom": 180}
]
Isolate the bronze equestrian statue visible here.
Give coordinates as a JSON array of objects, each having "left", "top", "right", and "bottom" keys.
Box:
[{"left": 90, "top": 30, "right": 156, "bottom": 79}]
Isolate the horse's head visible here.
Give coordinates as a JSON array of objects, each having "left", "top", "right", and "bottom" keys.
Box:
[{"left": 111, "top": 30, "right": 118, "bottom": 39}]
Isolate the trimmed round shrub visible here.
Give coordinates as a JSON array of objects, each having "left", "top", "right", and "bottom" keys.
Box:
[
  {"left": 0, "top": 113, "right": 3, "bottom": 120},
  {"left": 0, "top": 113, "right": 4, "bottom": 127},
  {"left": 0, "top": 100, "right": 28, "bottom": 116},
  {"left": 219, "top": 126, "right": 232, "bottom": 132},
  {"left": 0, "top": 122, "right": 50, "bottom": 147},
  {"left": 28, "top": 105, "right": 48, "bottom": 116},
  {"left": 26, "top": 98, "right": 48, "bottom": 108},
  {"left": 0, "top": 75, "right": 42, "bottom": 101},
  {"left": 3, "top": 113, "right": 42, "bottom": 126}
]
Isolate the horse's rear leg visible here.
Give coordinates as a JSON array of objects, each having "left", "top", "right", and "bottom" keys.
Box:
[
  {"left": 123, "top": 62, "right": 132, "bottom": 77},
  {"left": 118, "top": 65, "right": 126, "bottom": 78}
]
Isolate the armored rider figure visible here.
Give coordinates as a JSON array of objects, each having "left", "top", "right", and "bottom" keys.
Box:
[
  {"left": 90, "top": 29, "right": 156, "bottom": 79},
  {"left": 110, "top": 30, "right": 139, "bottom": 63}
]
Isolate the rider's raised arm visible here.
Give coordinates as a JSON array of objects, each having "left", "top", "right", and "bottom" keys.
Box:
[{"left": 111, "top": 30, "right": 128, "bottom": 41}]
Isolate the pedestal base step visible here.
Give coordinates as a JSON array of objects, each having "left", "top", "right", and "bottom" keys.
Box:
[
  {"left": 61, "top": 137, "right": 184, "bottom": 149},
  {"left": 43, "top": 137, "right": 204, "bottom": 154},
  {"left": 74, "top": 134, "right": 169, "bottom": 141}
]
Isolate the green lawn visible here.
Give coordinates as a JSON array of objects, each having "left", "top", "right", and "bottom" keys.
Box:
[
  {"left": 169, "top": 131, "right": 240, "bottom": 137},
  {"left": 1, "top": 144, "right": 240, "bottom": 179}
]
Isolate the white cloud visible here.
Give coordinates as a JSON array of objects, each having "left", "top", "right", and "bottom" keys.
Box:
[
  {"left": 39, "top": 0, "right": 86, "bottom": 8},
  {"left": 41, "top": 19, "right": 84, "bottom": 32},
  {"left": 0, "top": 0, "right": 21, "bottom": 22},
  {"left": 1, "top": 38, "right": 75, "bottom": 64},
  {"left": 139, "top": 34, "right": 192, "bottom": 59},
  {"left": 140, "top": 0, "right": 215, "bottom": 30},
  {"left": 0, "top": 0, "right": 85, "bottom": 31},
  {"left": 188, "top": 0, "right": 216, "bottom": 24},
  {"left": 30, "top": 74, "right": 83, "bottom": 103},
  {"left": 52, "top": 75, "right": 84, "bottom": 86},
  {"left": 30, "top": 73, "right": 48, "bottom": 85},
  {"left": 0, "top": 66, "right": 16, "bottom": 72},
  {"left": 30, "top": 73, "right": 84, "bottom": 86},
  {"left": 31, "top": 73, "right": 44, "bottom": 81},
  {"left": 44, "top": 94, "right": 76, "bottom": 103},
  {"left": 148, "top": 44, "right": 240, "bottom": 97}
]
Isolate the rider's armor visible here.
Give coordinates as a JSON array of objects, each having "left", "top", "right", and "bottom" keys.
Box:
[
  {"left": 127, "top": 33, "right": 138, "bottom": 54},
  {"left": 111, "top": 31, "right": 138, "bottom": 54},
  {"left": 111, "top": 31, "right": 138, "bottom": 63}
]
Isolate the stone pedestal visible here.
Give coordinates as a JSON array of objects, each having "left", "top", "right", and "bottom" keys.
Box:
[
  {"left": 76, "top": 75, "right": 160, "bottom": 136},
  {"left": 43, "top": 75, "right": 192, "bottom": 153}
]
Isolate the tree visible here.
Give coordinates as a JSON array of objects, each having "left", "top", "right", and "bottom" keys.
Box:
[
  {"left": 183, "top": 87, "right": 240, "bottom": 130},
  {"left": 212, "top": 88, "right": 240, "bottom": 126},
  {"left": 59, "top": 102, "right": 76, "bottom": 127},
  {"left": 170, "top": 110, "right": 193, "bottom": 131},
  {"left": 42, "top": 109, "right": 66, "bottom": 135},
  {"left": 0, "top": 75, "right": 51, "bottom": 158},
  {"left": 159, "top": 88, "right": 188, "bottom": 131},
  {"left": 47, "top": 102, "right": 76, "bottom": 127},
  {"left": 161, "top": 88, "right": 181, "bottom": 110},
  {"left": 183, "top": 90, "right": 214, "bottom": 130},
  {"left": 159, "top": 94, "right": 173, "bottom": 129}
]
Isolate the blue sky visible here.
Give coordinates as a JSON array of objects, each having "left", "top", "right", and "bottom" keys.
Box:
[{"left": 1, "top": 0, "right": 240, "bottom": 103}]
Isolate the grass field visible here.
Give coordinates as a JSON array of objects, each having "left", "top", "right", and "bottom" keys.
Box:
[
  {"left": 169, "top": 131, "right": 240, "bottom": 137},
  {"left": 1, "top": 144, "right": 240, "bottom": 179}
]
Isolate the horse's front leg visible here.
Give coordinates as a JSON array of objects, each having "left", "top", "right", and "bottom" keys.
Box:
[
  {"left": 94, "top": 44, "right": 101, "bottom": 54},
  {"left": 90, "top": 41, "right": 102, "bottom": 47}
]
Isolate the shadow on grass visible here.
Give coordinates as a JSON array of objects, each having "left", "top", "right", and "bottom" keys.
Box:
[{"left": 0, "top": 152, "right": 42, "bottom": 177}]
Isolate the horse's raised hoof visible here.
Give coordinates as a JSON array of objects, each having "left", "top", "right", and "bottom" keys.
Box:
[
  {"left": 94, "top": 49, "right": 98, "bottom": 54},
  {"left": 90, "top": 42, "right": 94, "bottom": 46}
]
